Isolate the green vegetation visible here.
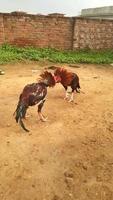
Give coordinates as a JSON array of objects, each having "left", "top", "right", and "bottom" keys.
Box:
[{"left": 0, "top": 44, "right": 113, "bottom": 64}]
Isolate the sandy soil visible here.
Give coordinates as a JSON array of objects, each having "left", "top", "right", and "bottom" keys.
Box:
[{"left": 0, "top": 62, "right": 113, "bottom": 200}]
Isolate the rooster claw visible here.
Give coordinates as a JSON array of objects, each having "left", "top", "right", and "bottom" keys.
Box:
[
  {"left": 68, "top": 99, "right": 74, "bottom": 103},
  {"left": 64, "top": 97, "right": 68, "bottom": 100},
  {"left": 40, "top": 117, "right": 48, "bottom": 122},
  {"left": 39, "top": 113, "right": 48, "bottom": 122}
]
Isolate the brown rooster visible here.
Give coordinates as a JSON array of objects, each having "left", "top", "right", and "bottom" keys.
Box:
[
  {"left": 14, "top": 71, "right": 56, "bottom": 132},
  {"left": 54, "top": 67, "right": 80, "bottom": 102}
]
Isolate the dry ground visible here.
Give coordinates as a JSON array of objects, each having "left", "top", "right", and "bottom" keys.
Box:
[{"left": 0, "top": 62, "right": 113, "bottom": 200}]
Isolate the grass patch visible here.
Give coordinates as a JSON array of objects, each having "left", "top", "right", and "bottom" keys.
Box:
[{"left": 0, "top": 44, "right": 113, "bottom": 65}]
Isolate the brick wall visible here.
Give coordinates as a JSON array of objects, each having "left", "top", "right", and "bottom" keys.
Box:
[
  {"left": 2, "top": 12, "right": 74, "bottom": 50},
  {"left": 0, "top": 12, "right": 113, "bottom": 50},
  {"left": 0, "top": 14, "right": 5, "bottom": 44}
]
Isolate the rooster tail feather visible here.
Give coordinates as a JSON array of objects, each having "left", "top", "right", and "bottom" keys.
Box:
[
  {"left": 77, "top": 82, "right": 80, "bottom": 89},
  {"left": 15, "top": 103, "right": 29, "bottom": 132},
  {"left": 18, "top": 118, "right": 29, "bottom": 132}
]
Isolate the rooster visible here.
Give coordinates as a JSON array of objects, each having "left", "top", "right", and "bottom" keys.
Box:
[
  {"left": 54, "top": 67, "right": 80, "bottom": 102},
  {"left": 14, "top": 71, "right": 56, "bottom": 132}
]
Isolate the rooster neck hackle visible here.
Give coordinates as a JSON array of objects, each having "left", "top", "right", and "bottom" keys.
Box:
[
  {"left": 39, "top": 71, "right": 56, "bottom": 87},
  {"left": 54, "top": 67, "right": 74, "bottom": 86}
]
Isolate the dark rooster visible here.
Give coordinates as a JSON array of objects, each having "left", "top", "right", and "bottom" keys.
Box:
[
  {"left": 54, "top": 67, "right": 80, "bottom": 102},
  {"left": 14, "top": 71, "right": 56, "bottom": 132}
]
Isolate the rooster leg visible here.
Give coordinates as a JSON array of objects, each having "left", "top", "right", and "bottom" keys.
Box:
[
  {"left": 68, "top": 92, "right": 74, "bottom": 102},
  {"left": 38, "top": 99, "right": 47, "bottom": 122},
  {"left": 64, "top": 91, "right": 70, "bottom": 100},
  {"left": 63, "top": 86, "right": 69, "bottom": 100},
  {"left": 39, "top": 112, "right": 47, "bottom": 122}
]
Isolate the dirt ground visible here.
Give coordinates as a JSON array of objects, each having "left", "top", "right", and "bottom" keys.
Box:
[{"left": 0, "top": 62, "right": 113, "bottom": 200}]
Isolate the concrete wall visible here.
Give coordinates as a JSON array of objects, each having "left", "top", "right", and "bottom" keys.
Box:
[{"left": 81, "top": 6, "right": 113, "bottom": 19}]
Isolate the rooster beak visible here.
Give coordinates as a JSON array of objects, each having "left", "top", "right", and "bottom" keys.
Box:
[{"left": 54, "top": 75, "right": 61, "bottom": 83}]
